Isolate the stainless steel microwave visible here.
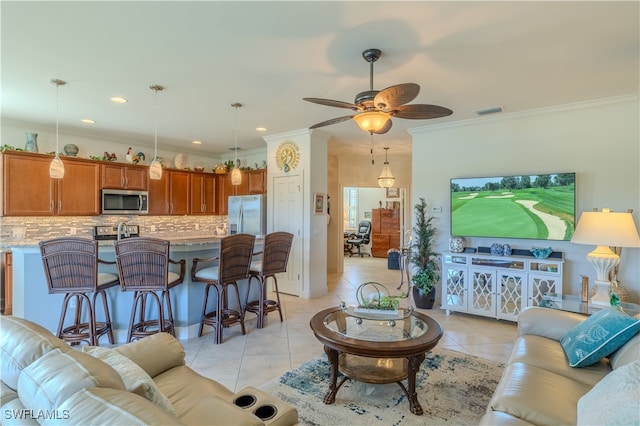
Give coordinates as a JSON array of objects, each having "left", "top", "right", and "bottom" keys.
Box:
[{"left": 102, "top": 189, "right": 148, "bottom": 215}]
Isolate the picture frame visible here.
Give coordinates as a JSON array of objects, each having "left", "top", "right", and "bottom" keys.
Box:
[
  {"left": 314, "top": 192, "right": 326, "bottom": 215},
  {"left": 386, "top": 201, "right": 400, "bottom": 209},
  {"left": 386, "top": 187, "right": 400, "bottom": 198}
]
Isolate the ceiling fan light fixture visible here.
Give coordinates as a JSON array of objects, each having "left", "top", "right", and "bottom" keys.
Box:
[
  {"left": 377, "top": 147, "right": 395, "bottom": 188},
  {"left": 353, "top": 111, "right": 390, "bottom": 133}
]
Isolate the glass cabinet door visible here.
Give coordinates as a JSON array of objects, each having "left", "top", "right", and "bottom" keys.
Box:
[
  {"left": 498, "top": 272, "right": 525, "bottom": 321},
  {"left": 442, "top": 267, "right": 467, "bottom": 311},
  {"left": 469, "top": 269, "right": 495, "bottom": 317}
]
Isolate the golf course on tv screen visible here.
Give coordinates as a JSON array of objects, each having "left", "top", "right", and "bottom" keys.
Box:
[{"left": 451, "top": 173, "right": 575, "bottom": 241}]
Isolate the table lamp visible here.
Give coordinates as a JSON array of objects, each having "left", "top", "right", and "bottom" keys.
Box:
[{"left": 571, "top": 209, "right": 640, "bottom": 306}]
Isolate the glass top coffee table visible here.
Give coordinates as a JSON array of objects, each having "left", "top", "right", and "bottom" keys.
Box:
[{"left": 309, "top": 306, "right": 443, "bottom": 415}]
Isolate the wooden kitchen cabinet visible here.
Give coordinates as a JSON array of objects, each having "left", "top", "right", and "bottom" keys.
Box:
[
  {"left": 216, "top": 170, "right": 266, "bottom": 214},
  {"left": 247, "top": 169, "right": 267, "bottom": 194},
  {"left": 190, "top": 172, "right": 216, "bottom": 215},
  {"left": 147, "top": 170, "right": 190, "bottom": 215},
  {"left": 1, "top": 151, "right": 100, "bottom": 216},
  {"left": 101, "top": 163, "right": 147, "bottom": 190},
  {"left": 371, "top": 208, "right": 400, "bottom": 258}
]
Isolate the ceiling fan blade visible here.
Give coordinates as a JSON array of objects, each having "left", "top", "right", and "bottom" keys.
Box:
[
  {"left": 374, "top": 83, "right": 420, "bottom": 109},
  {"left": 309, "top": 115, "right": 354, "bottom": 129},
  {"left": 391, "top": 104, "right": 453, "bottom": 119},
  {"left": 303, "top": 98, "right": 357, "bottom": 110},
  {"left": 373, "top": 119, "right": 393, "bottom": 134}
]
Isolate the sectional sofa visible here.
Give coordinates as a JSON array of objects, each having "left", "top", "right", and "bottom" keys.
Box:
[
  {"left": 0, "top": 316, "right": 298, "bottom": 425},
  {"left": 481, "top": 306, "right": 640, "bottom": 425}
]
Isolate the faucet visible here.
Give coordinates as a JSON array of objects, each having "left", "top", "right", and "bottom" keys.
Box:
[{"left": 116, "top": 221, "right": 129, "bottom": 240}]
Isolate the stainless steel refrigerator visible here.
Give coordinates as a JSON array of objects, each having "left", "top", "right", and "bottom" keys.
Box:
[{"left": 227, "top": 194, "right": 267, "bottom": 237}]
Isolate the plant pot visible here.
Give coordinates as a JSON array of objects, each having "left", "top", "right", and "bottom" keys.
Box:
[{"left": 412, "top": 286, "right": 436, "bottom": 309}]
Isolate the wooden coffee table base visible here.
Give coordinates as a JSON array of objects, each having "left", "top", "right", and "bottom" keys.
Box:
[{"left": 322, "top": 346, "right": 427, "bottom": 415}]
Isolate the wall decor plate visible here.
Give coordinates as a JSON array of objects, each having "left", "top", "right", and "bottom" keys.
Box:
[
  {"left": 174, "top": 153, "right": 185, "bottom": 169},
  {"left": 276, "top": 140, "right": 299, "bottom": 172}
]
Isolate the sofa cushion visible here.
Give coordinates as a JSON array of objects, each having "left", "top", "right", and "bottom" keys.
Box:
[
  {"left": 577, "top": 359, "right": 640, "bottom": 425},
  {"left": 113, "top": 332, "right": 185, "bottom": 378},
  {"left": 489, "top": 362, "right": 592, "bottom": 426},
  {"left": 17, "top": 348, "right": 125, "bottom": 418},
  {"left": 560, "top": 307, "right": 640, "bottom": 367},
  {"left": 0, "top": 397, "right": 38, "bottom": 426},
  {"left": 46, "top": 387, "right": 182, "bottom": 425},
  {"left": 510, "top": 335, "right": 610, "bottom": 386},
  {"left": 0, "top": 317, "right": 70, "bottom": 390},
  {"left": 83, "top": 346, "right": 177, "bottom": 417}
]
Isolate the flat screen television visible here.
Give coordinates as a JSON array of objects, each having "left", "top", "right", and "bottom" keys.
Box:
[{"left": 450, "top": 173, "right": 576, "bottom": 241}]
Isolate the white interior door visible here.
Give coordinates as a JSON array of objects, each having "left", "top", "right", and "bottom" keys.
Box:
[{"left": 272, "top": 174, "right": 303, "bottom": 296}]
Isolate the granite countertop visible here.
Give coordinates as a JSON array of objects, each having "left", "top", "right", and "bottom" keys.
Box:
[{"left": 1, "top": 234, "right": 265, "bottom": 251}]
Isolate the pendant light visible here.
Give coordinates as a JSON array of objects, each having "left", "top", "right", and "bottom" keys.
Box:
[
  {"left": 149, "top": 84, "right": 164, "bottom": 180},
  {"left": 231, "top": 102, "right": 242, "bottom": 186},
  {"left": 378, "top": 147, "right": 395, "bottom": 188},
  {"left": 49, "top": 79, "right": 66, "bottom": 179}
]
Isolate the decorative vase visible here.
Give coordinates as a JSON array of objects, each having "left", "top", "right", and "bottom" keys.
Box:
[
  {"left": 412, "top": 286, "right": 436, "bottom": 309},
  {"left": 24, "top": 132, "right": 39, "bottom": 152},
  {"left": 63, "top": 144, "right": 79, "bottom": 156},
  {"left": 490, "top": 243, "right": 504, "bottom": 256},
  {"left": 449, "top": 237, "right": 464, "bottom": 253},
  {"left": 503, "top": 244, "right": 512, "bottom": 256}
]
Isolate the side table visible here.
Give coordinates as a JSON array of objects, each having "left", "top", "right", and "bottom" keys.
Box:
[{"left": 539, "top": 294, "right": 640, "bottom": 316}]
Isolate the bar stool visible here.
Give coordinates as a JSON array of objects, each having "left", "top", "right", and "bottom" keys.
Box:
[
  {"left": 114, "top": 238, "right": 185, "bottom": 342},
  {"left": 191, "top": 233, "right": 255, "bottom": 344},
  {"left": 39, "top": 237, "right": 119, "bottom": 346},
  {"left": 245, "top": 232, "right": 293, "bottom": 329}
]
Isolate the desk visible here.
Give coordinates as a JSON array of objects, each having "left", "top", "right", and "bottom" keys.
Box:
[{"left": 540, "top": 294, "right": 640, "bottom": 316}]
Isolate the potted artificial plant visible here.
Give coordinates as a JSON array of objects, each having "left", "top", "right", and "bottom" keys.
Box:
[{"left": 410, "top": 197, "right": 440, "bottom": 309}]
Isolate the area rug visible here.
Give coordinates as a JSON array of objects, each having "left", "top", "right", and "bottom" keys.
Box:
[{"left": 260, "top": 348, "right": 504, "bottom": 425}]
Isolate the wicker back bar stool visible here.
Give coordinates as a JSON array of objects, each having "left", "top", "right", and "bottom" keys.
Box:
[
  {"left": 191, "top": 233, "right": 255, "bottom": 344},
  {"left": 39, "top": 237, "right": 119, "bottom": 346},
  {"left": 245, "top": 232, "right": 293, "bottom": 329},
  {"left": 114, "top": 238, "right": 185, "bottom": 342}
]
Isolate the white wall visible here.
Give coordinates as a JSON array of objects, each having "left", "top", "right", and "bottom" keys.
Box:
[{"left": 410, "top": 96, "right": 640, "bottom": 301}]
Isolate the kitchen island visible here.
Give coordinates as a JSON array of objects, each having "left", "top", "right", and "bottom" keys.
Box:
[{"left": 9, "top": 236, "right": 264, "bottom": 343}]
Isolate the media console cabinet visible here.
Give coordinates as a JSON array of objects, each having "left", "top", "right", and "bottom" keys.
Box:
[{"left": 441, "top": 248, "right": 564, "bottom": 321}]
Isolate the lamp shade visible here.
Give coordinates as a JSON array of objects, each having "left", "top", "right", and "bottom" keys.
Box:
[
  {"left": 231, "top": 167, "right": 242, "bottom": 185},
  {"left": 353, "top": 111, "right": 390, "bottom": 133},
  {"left": 571, "top": 211, "right": 640, "bottom": 248}
]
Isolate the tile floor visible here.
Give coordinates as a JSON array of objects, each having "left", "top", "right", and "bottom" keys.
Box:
[{"left": 181, "top": 255, "right": 517, "bottom": 392}]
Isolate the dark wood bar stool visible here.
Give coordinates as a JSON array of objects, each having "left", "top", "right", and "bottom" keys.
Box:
[
  {"left": 39, "top": 237, "right": 119, "bottom": 346},
  {"left": 115, "top": 238, "right": 185, "bottom": 342},
  {"left": 191, "top": 234, "right": 255, "bottom": 344},
  {"left": 245, "top": 232, "right": 293, "bottom": 329}
]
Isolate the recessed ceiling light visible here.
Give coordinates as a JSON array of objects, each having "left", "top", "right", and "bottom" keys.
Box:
[
  {"left": 81, "top": 118, "right": 95, "bottom": 124},
  {"left": 256, "top": 127, "right": 267, "bottom": 132},
  {"left": 192, "top": 140, "right": 202, "bottom": 145},
  {"left": 110, "top": 97, "right": 128, "bottom": 103}
]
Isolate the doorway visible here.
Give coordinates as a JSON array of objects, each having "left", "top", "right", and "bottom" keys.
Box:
[{"left": 342, "top": 186, "right": 408, "bottom": 260}]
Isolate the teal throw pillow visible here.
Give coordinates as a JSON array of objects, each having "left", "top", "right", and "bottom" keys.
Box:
[{"left": 560, "top": 307, "right": 640, "bottom": 367}]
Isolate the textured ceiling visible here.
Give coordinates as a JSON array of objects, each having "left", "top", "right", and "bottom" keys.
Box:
[{"left": 2, "top": 1, "right": 638, "bottom": 160}]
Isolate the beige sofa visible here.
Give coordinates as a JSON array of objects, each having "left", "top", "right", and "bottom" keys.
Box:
[
  {"left": 480, "top": 306, "right": 640, "bottom": 425},
  {"left": 0, "top": 316, "right": 298, "bottom": 425}
]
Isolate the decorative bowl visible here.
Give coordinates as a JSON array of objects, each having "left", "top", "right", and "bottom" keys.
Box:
[{"left": 530, "top": 246, "right": 553, "bottom": 259}]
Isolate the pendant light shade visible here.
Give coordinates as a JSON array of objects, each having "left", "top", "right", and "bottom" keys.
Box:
[
  {"left": 231, "top": 102, "right": 242, "bottom": 186},
  {"left": 49, "top": 79, "right": 66, "bottom": 179},
  {"left": 149, "top": 84, "right": 164, "bottom": 180},
  {"left": 377, "top": 147, "right": 395, "bottom": 188}
]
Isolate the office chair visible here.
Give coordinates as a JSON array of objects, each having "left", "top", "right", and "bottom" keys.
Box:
[{"left": 347, "top": 220, "right": 372, "bottom": 257}]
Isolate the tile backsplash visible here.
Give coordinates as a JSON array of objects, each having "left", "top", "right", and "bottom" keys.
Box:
[{"left": 0, "top": 215, "right": 227, "bottom": 245}]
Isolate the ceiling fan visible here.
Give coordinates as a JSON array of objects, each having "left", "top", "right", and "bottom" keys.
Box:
[{"left": 304, "top": 48, "right": 453, "bottom": 134}]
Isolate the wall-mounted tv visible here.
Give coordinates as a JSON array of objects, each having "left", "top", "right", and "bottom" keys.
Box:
[{"left": 451, "top": 173, "right": 576, "bottom": 241}]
